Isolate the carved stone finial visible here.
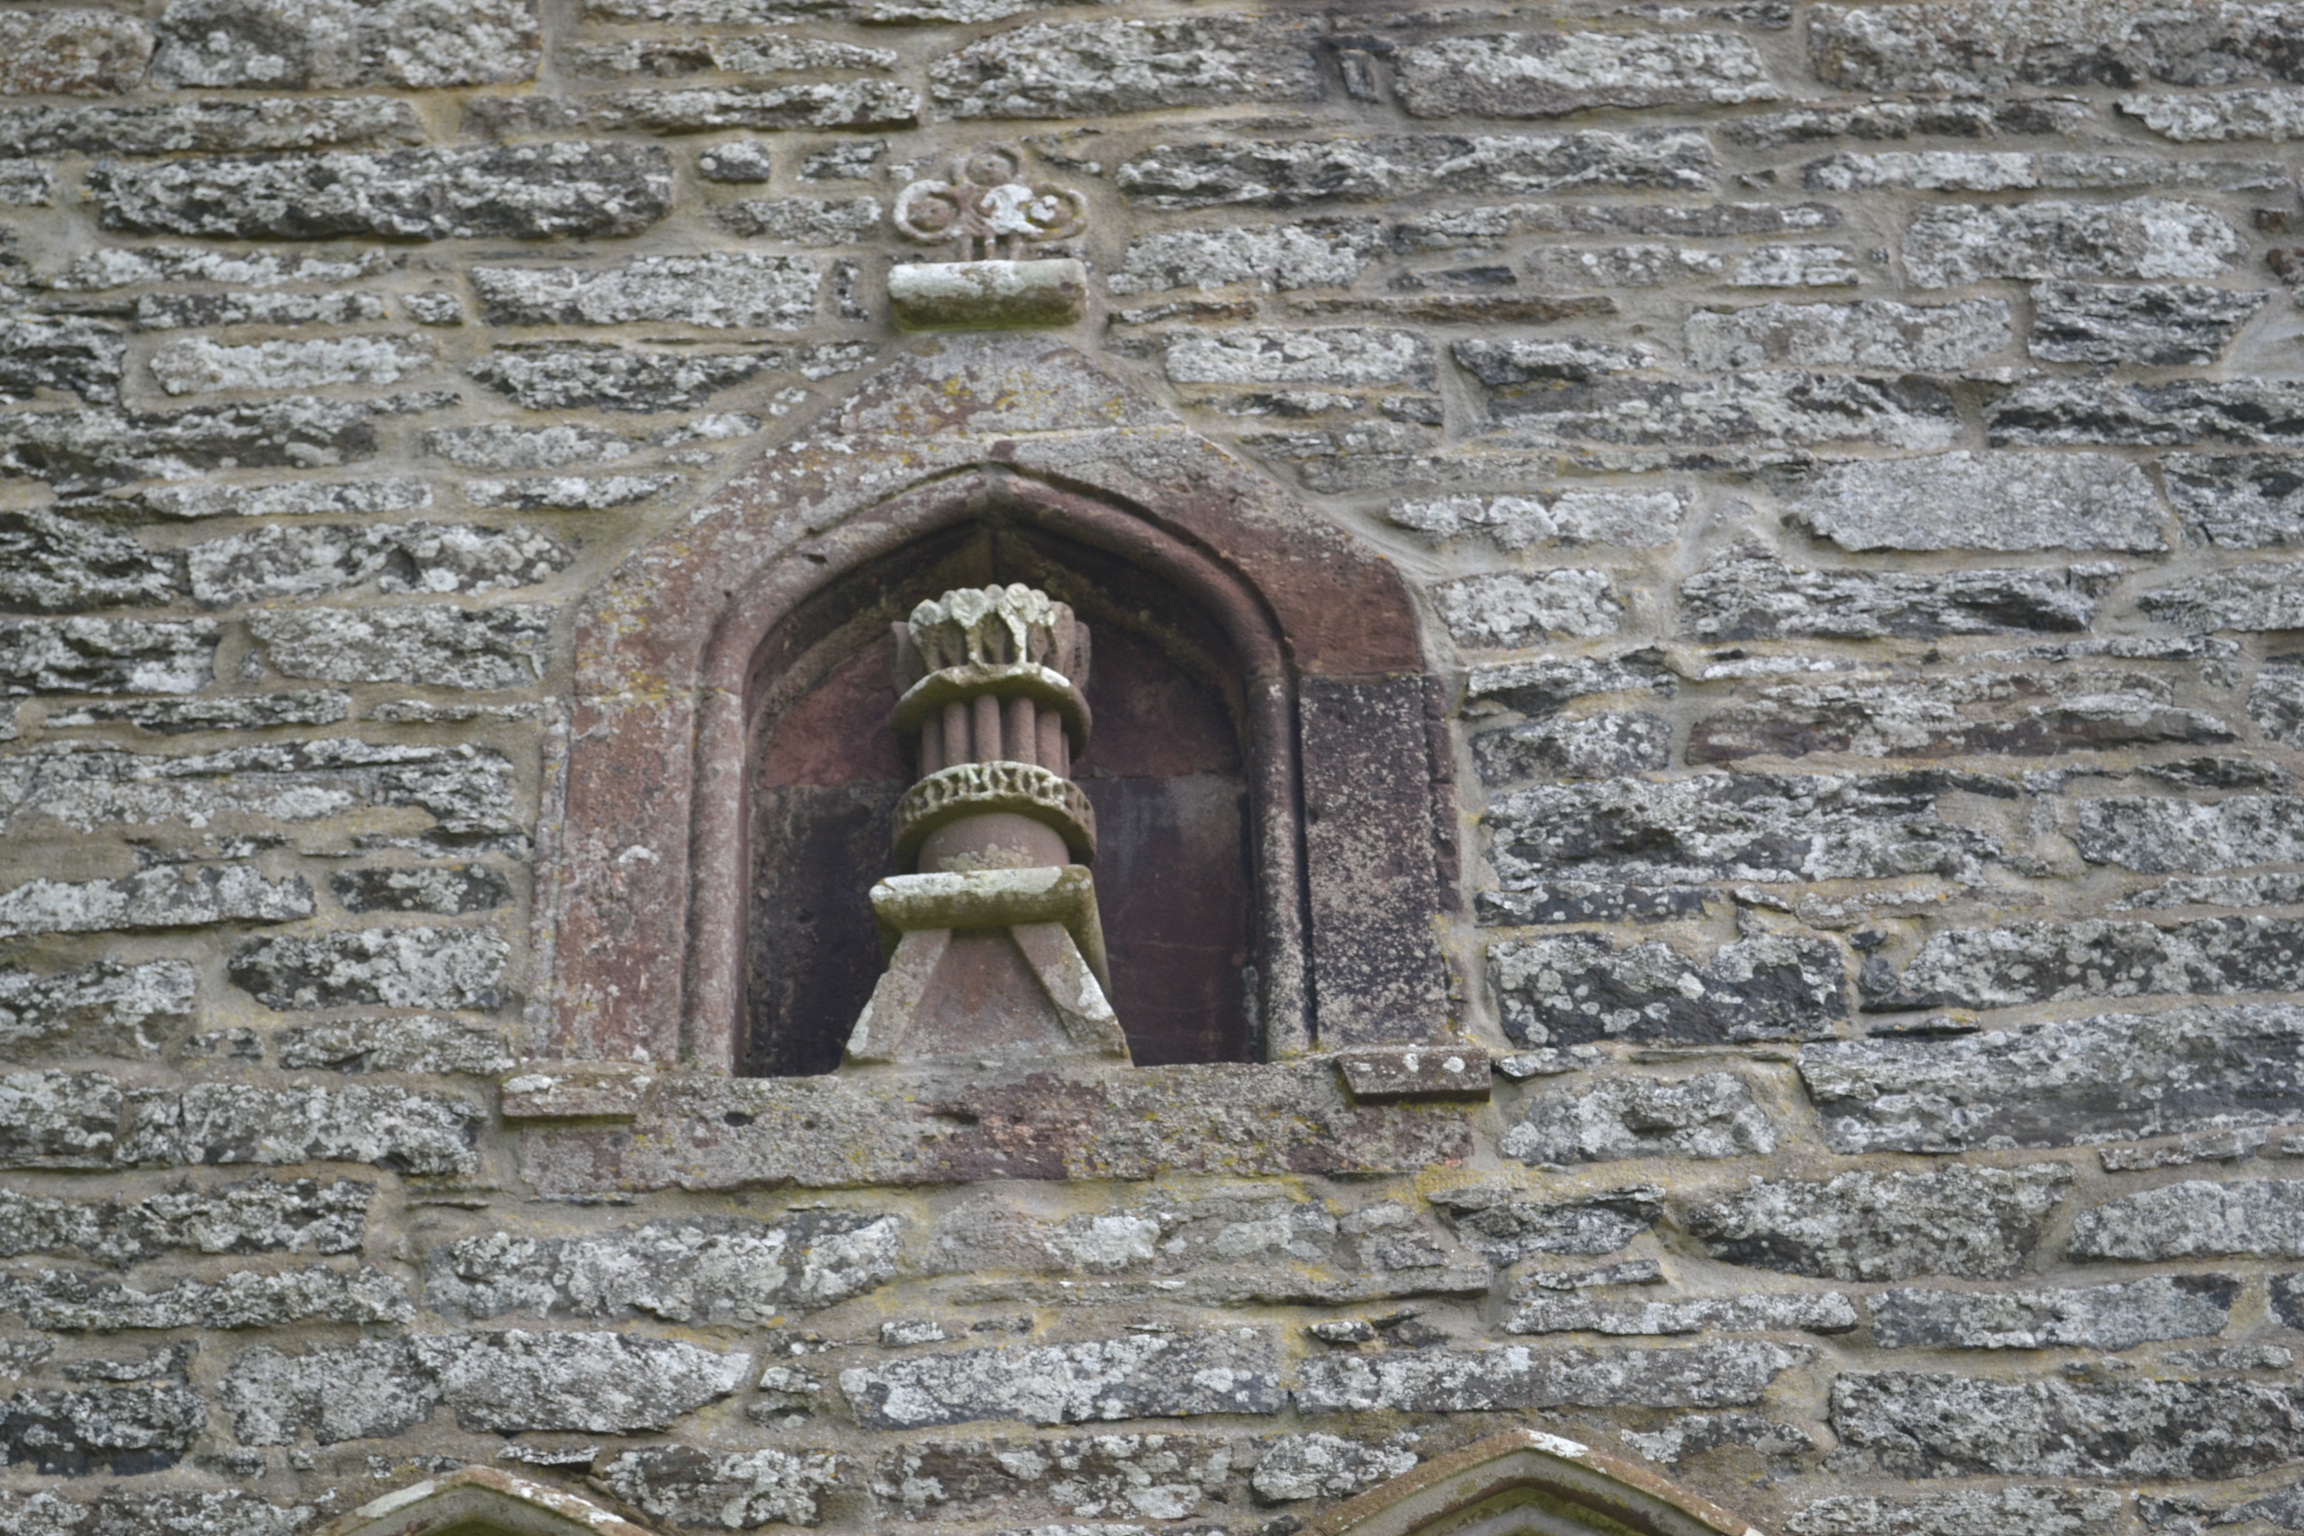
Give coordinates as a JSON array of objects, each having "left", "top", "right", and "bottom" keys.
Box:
[
  {"left": 892, "top": 146, "right": 1088, "bottom": 261},
  {"left": 843, "top": 583, "right": 1126, "bottom": 1070}
]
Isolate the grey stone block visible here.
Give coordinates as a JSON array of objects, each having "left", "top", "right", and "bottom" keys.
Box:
[
  {"left": 1294, "top": 1340, "right": 1804, "bottom": 1411},
  {"left": 275, "top": 1016, "right": 513, "bottom": 1075},
  {"left": 1681, "top": 546, "right": 2093, "bottom": 638},
  {"left": 1115, "top": 131, "right": 1713, "bottom": 209},
  {"left": 187, "top": 522, "right": 569, "bottom": 607},
  {"left": 1505, "top": 1290, "right": 1857, "bottom": 1335},
  {"left": 1687, "top": 1164, "right": 2071, "bottom": 1280},
  {"left": 1473, "top": 711, "right": 1673, "bottom": 785},
  {"left": 1397, "top": 32, "right": 1779, "bottom": 116},
  {"left": 1782, "top": 452, "right": 2165, "bottom": 552},
  {"left": 131, "top": 1082, "right": 482, "bottom": 1175},
  {"left": 1479, "top": 372, "right": 1959, "bottom": 453},
  {"left": 0, "top": 865, "right": 312, "bottom": 939},
  {"left": 219, "top": 1338, "right": 436, "bottom": 1446},
  {"left": 0, "top": 399, "right": 388, "bottom": 495},
  {"left": 150, "top": 0, "right": 538, "bottom": 89},
  {"left": 228, "top": 927, "right": 507, "bottom": 1012},
  {"left": 2166, "top": 452, "right": 2304, "bottom": 546},
  {"left": 1109, "top": 221, "right": 1383, "bottom": 294},
  {"left": 0, "top": 960, "right": 196, "bottom": 1056},
  {"left": 841, "top": 1332, "right": 1282, "bottom": 1427},
  {"left": 2030, "top": 281, "right": 2267, "bottom": 365},
  {"left": 0, "top": 511, "right": 178, "bottom": 611},
  {"left": 1874, "top": 917, "right": 2304, "bottom": 1010},
  {"left": 0, "top": 1383, "right": 204, "bottom": 1475},
  {"left": 0, "top": 1176, "right": 368, "bottom": 1266},
  {"left": 473, "top": 253, "right": 817, "bottom": 328},
  {"left": 1803, "top": 1004, "right": 2304, "bottom": 1152},
  {"left": 467, "top": 83, "right": 916, "bottom": 135},
  {"left": 0, "top": 11, "right": 153, "bottom": 96},
  {"left": 0, "top": 1265, "right": 411, "bottom": 1330},
  {"left": 1868, "top": 1275, "right": 2236, "bottom": 1348},
  {"left": 1810, "top": 0, "right": 2304, "bottom": 94},
  {"left": 1787, "top": 1487, "right": 2129, "bottom": 1536},
  {"left": 2071, "top": 1178, "right": 2304, "bottom": 1259},
  {"left": 90, "top": 144, "right": 670, "bottom": 241},
  {"left": 1832, "top": 1371, "right": 2304, "bottom": 1479},
  {"left": 1491, "top": 933, "right": 1844, "bottom": 1046},
  {"left": 1428, "top": 1185, "right": 1661, "bottom": 1260},
  {"left": 931, "top": 17, "right": 1320, "bottom": 117},
  {"left": 247, "top": 604, "right": 551, "bottom": 689},
  {"left": 1687, "top": 300, "right": 2009, "bottom": 372},
  {"left": 0, "top": 317, "right": 123, "bottom": 405},
  {"left": 1432, "top": 570, "right": 1624, "bottom": 649},
  {"left": 598, "top": 1446, "right": 839, "bottom": 1530},
  {"left": 1504, "top": 1072, "right": 1776, "bottom": 1163},
  {"left": 0, "top": 98, "right": 418, "bottom": 156},
  {"left": 1986, "top": 378, "right": 2304, "bottom": 448},
  {"left": 1905, "top": 199, "right": 2239, "bottom": 286},
  {"left": 426, "top": 1213, "right": 901, "bottom": 1322}
]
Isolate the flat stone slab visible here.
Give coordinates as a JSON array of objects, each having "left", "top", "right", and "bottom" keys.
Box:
[{"left": 519, "top": 1064, "right": 1472, "bottom": 1193}]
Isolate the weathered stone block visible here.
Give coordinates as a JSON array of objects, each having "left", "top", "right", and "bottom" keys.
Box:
[
  {"left": 1392, "top": 490, "right": 1685, "bottom": 551},
  {"left": 1473, "top": 712, "right": 1674, "bottom": 785},
  {"left": 873, "top": 1432, "right": 1239, "bottom": 1522},
  {"left": 0, "top": 98, "right": 419, "bottom": 156},
  {"left": 0, "top": 11, "right": 152, "bottom": 95},
  {"left": 522, "top": 1066, "right": 1471, "bottom": 1192},
  {"left": 598, "top": 1446, "right": 839, "bottom": 1530},
  {"left": 842, "top": 1332, "right": 1281, "bottom": 1427},
  {"left": 930, "top": 18, "right": 1319, "bottom": 117},
  {"left": 1485, "top": 772, "right": 1998, "bottom": 887},
  {"left": 718, "top": 197, "right": 883, "bottom": 246},
  {"left": 2030, "top": 281, "right": 2266, "bottom": 364},
  {"left": 420, "top": 1330, "right": 750, "bottom": 1433},
  {"left": 247, "top": 604, "right": 550, "bottom": 689},
  {"left": 1524, "top": 245, "right": 1724, "bottom": 287},
  {"left": 275, "top": 1016, "right": 513, "bottom": 1075},
  {"left": 1115, "top": 131, "right": 1713, "bottom": 209},
  {"left": 132, "top": 1082, "right": 481, "bottom": 1175},
  {"left": 0, "top": 1383, "right": 203, "bottom": 1475},
  {"left": 1466, "top": 652, "right": 1675, "bottom": 715},
  {"left": 90, "top": 144, "right": 671, "bottom": 241},
  {"left": 1452, "top": 338, "right": 1657, "bottom": 384},
  {"left": 474, "top": 253, "right": 816, "bottom": 327},
  {"left": 120, "top": 477, "right": 427, "bottom": 519},
  {"left": 1989, "top": 378, "right": 2304, "bottom": 447},
  {"left": 0, "top": 1071, "right": 123, "bottom": 1170},
  {"left": 1109, "top": 221, "right": 1383, "bottom": 294},
  {"left": 1505, "top": 1290, "right": 1857, "bottom": 1335},
  {"left": 0, "top": 960, "right": 196, "bottom": 1056},
  {"left": 0, "top": 1176, "right": 367, "bottom": 1266},
  {"left": 1294, "top": 1340, "right": 1804, "bottom": 1412},
  {"left": 1905, "top": 199, "right": 2239, "bottom": 286},
  {"left": 0, "top": 1489, "right": 316, "bottom": 1536},
  {"left": 0, "top": 865, "right": 312, "bottom": 939},
  {"left": 1432, "top": 570, "right": 1624, "bottom": 649},
  {"left": 1803, "top": 1004, "right": 2304, "bottom": 1153},
  {"left": 1398, "top": 201, "right": 1839, "bottom": 248},
  {"left": 1786, "top": 1487, "right": 2122, "bottom": 1536},
  {"left": 1687, "top": 1164, "right": 2071, "bottom": 1279},
  {"left": 1682, "top": 546, "right": 2093, "bottom": 639},
  {"left": 151, "top": 0, "right": 538, "bottom": 88},
  {"left": 1874, "top": 917, "right": 2304, "bottom": 1010},
  {"left": 0, "top": 511, "right": 179, "bottom": 612},
  {"left": 1801, "top": 148, "right": 2288, "bottom": 193},
  {"left": 0, "top": 399, "right": 387, "bottom": 495},
  {"left": 148, "top": 335, "right": 432, "bottom": 397},
  {"left": 1476, "top": 883, "right": 1707, "bottom": 926},
  {"left": 1781, "top": 452, "right": 2165, "bottom": 552},
  {"left": 426, "top": 1213, "right": 901, "bottom": 1322},
  {"left": 188, "top": 523, "right": 569, "bottom": 607},
  {"left": 1243, "top": 1435, "right": 1409, "bottom": 1505},
  {"left": 0, "top": 739, "right": 518, "bottom": 839},
  {"left": 1811, "top": 0, "right": 2304, "bottom": 93},
  {"left": 45, "top": 692, "right": 350, "bottom": 734},
  {"left": 1686, "top": 300, "right": 2009, "bottom": 372},
  {"left": 1479, "top": 372, "right": 1958, "bottom": 453},
  {"left": 0, "top": 1265, "right": 411, "bottom": 1330},
  {"left": 2070, "top": 1178, "right": 2304, "bottom": 1259},
  {"left": 1428, "top": 1185, "right": 1661, "bottom": 1260},
  {"left": 1504, "top": 1072, "right": 1775, "bottom": 1164},
  {"left": 2142, "top": 563, "right": 2304, "bottom": 631},
  {"left": 219, "top": 1338, "right": 435, "bottom": 1446},
  {"left": 1832, "top": 1371, "right": 2304, "bottom": 1479},
  {"left": 228, "top": 927, "right": 506, "bottom": 1012},
  {"left": 2073, "top": 794, "right": 2304, "bottom": 872},
  {"left": 1731, "top": 245, "right": 1861, "bottom": 287},
  {"left": 135, "top": 292, "right": 386, "bottom": 330},
  {"left": 331, "top": 866, "right": 513, "bottom": 915},
  {"left": 1490, "top": 934, "right": 1845, "bottom": 1046},
  {"left": 1868, "top": 1275, "right": 2235, "bottom": 1349},
  {"left": 467, "top": 83, "right": 917, "bottom": 135},
  {"left": 2123, "top": 88, "right": 2304, "bottom": 140},
  {"left": 1164, "top": 328, "right": 1431, "bottom": 388},
  {"left": 1397, "top": 33, "right": 1778, "bottom": 116},
  {"left": 0, "top": 317, "right": 123, "bottom": 405},
  {"left": 2166, "top": 452, "right": 2304, "bottom": 546}
]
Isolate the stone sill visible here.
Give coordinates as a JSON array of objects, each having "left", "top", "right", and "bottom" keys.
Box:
[{"left": 504, "top": 1052, "right": 1488, "bottom": 1194}]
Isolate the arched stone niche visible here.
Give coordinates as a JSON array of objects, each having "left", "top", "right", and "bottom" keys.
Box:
[
  {"left": 534, "top": 336, "right": 1458, "bottom": 1077},
  {"left": 311, "top": 1467, "right": 667, "bottom": 1536}
]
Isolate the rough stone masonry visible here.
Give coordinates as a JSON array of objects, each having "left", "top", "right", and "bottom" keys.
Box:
[{"left": 3, "top": 1, "right": 2304, "bottom": 1536}]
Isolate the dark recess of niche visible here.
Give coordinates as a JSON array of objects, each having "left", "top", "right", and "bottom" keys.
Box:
[{"left": 743, "top": 523, "right": 1258, "bottom": 1077}]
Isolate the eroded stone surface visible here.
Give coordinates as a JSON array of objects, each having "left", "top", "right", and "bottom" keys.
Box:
[
  {"left": 598, "top": 1445, "right": 839, "bottom": 1530},
  {"left": 1503, "top": 1073, "right": 1776, "bottom": 1163},
  {"left": 842, "top": 1332, "right": 1282, "bottom": 1427},
  {"left": 0, "top": 960, "right": 195, "bottom": 1056},
  {"left": 1397, "top": 33, "right": 1779, "bottom": 116},
  {"left": 1115, "top": 132, "right": 1714, "bottom": 209},
  {"left": 1866, "top": 1275, "right": 2235, "bottom": 1348},
  {"left": 930, "top": 18, "right": 1321, "bottom": 118},
  {"left": 247, "top": 605, "right": 550, "bottom": 689},
  {"left": 1294, "top": 1341, "right": 1804, "bottom": 1412},
  {"left": 228, "top": 927, "right": 507, "bottom": 1011},
  {"left": 1490, "top": 934, "right": 1845, "bottom": 1046},
  {"left": 1781, "top": 453, "right": 2165, "bottom": 552},
  {"left": 0, "top": 1177, "right": 367, "bottom": 1266},
  {"left": 2069, "top": 1178, "right": 2304, "bottom": 1259},
  {"left": 1801, "top": 1005, "right": 2304, "bottom": 1152},
  {"left": 1686, "top": 300, "right": 2009, "bottom": 372},
  {"left": 1687, "top": 1164, "right": 2072, "bottom": 1279}
]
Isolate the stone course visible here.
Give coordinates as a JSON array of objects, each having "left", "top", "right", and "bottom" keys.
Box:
[{"left": 0, "top": 0, "right": 2297, "bottom": 1531}]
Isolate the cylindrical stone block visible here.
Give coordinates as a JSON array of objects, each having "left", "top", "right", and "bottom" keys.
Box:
[
  {"left": 942, "top": 700, "right": 970, "bottom": 768},
  {"left": 1037, "top": 712, "right": 1066, "bottom": 776},
  {"left": 918, "top": 714, "right": 944, "bottom": 775}
]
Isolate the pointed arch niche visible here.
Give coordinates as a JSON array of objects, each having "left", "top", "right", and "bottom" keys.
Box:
[
  {"left": 1316, "top": 1430, "right": 1767, "bottom": 1536},
  {"left": 536, "top": 337, "right": 1457, "bottom": 1075}
]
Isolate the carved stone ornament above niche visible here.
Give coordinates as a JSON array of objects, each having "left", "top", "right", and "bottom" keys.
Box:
[{"left": 889, "top": 146, "right": 1090, "bottom": 332}]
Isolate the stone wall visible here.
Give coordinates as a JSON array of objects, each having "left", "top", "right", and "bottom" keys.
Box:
[{"left": 5, "top": 2, "right": 2304, "bottom": 1536}]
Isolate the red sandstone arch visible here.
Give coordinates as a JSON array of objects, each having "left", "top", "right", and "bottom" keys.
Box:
[{"left": 537, "top": 336, "right": 1453, "bottom": 1070}]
